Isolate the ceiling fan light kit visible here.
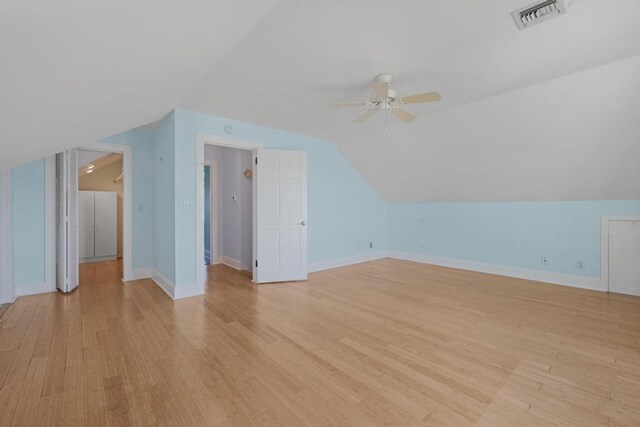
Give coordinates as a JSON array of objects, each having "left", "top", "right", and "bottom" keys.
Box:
[{"left": 331, "top": 73, "right": 441, "bottom": 129}]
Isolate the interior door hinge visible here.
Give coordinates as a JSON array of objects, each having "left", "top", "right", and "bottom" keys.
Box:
[
  {"left": 255, "top": 157, "right": 258, "bottom": 165},
  {"left": 255, "top": 260, "right": 258, "bottom": 268}
]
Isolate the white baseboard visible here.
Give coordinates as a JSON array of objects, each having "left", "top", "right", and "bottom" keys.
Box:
[
  {"left": 173, "top": 282, "right": 205, "bottom": 300},
  {"left": 151, "top": 269, "right": 175, "bottom": 299},
  {"left": 389, "top": 251, "right": 604, "bottom": 292},
  {"left": 149, "top": 269, "right": 205, "bottom": 300},
  {"left": 80, "top": 256, "right": 117, "bottom": 264},
  {"left": 127, "top": 267, "right": 151, "bottom": 281},
  {"left": 309, "top": 252, "right": 389, "bottom": 273},
  {"left": 222, "top": 256, "right": 243, "bottom": 270},
  {"left": 609, "top": 286, "right": 640, "bottom": 297},
  {"left": 15, "top": 281, "right": 56, "bottom": 298}
]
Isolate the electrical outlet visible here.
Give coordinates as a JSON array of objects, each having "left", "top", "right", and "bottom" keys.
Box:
[
  {"left": 183, "top": 201, "right": 193, "bottom": 210},
  {"left": 541, "top": 256, "right": 548, "bottom": 266},
  {"left": 420, "top": 217, "right": 425, "bottom": 224},
  {"left": 577, "top": 261, "right": 585, "bottom": 270}
]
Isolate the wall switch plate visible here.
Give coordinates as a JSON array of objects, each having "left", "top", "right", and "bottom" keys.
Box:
[
  {"left": 541, "top": 256, "right": 548, "bottom": 266},
  {"left": 369, "top": 242, "right": 373, "bottom": 249},
  {"left": 183, "top": 201, "right": 193, "bottom": 210},
  {"left": 577, "top": 261, "right": 585, "bottom": 270}
]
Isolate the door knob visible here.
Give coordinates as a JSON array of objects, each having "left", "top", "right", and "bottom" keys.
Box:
[{"left": 299, "top": 221, "right": 307, "bottom": 226}]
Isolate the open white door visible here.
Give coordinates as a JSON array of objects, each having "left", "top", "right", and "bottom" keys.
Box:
[
  {"left": 55, "top": 150, "right": 79, "bottom": 293},
  {"left": 254, "top": 149, "right": 308, "bottom": 283}
]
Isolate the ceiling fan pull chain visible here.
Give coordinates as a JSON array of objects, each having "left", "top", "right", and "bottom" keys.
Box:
[{"left": 385, "top": 109, "right": 389, "bottom": 133}]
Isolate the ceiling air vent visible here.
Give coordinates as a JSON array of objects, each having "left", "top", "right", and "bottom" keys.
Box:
[{"left": 512, "top": 0, "right": 566, "bottom": 30}]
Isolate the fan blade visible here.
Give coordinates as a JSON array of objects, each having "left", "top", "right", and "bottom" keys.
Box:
[
  {"left": 330, "top": 101, "right": 369, "bottom": 107},
  {"left": 354, "top": 108, "right": 377, "bottom": 123},
  {"left": 392, "top": 108, "right": 417, "bottom": 123},
  {"left": 371, "top": 82, "right": 389, "bottom": 99},
  {"left": 400, "top": 91, "right": 441, "bottom": 104}
]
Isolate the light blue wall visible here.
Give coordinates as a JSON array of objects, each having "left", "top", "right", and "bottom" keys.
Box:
[
  {"left": 12, "top": 159, "right": 45, "bottom": 286},
  {"left": 152, "top": 113, "right": 176, "bottom": 282},
  {"left": 101, "top": 127, "right": 155, "bottom": 270},
  {"left": 389, "top": 200, "right": 640, "bottom": 277},
  {"left": 9, "top": 111, "right": 640, "bottom": 297},
  {"left": 173, "top": 109, "right": 388, "bottom": 288}
]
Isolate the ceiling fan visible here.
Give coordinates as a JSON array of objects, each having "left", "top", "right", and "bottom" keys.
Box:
[{"left": 331, "top": 73, "right": 441, "bottom": 129}]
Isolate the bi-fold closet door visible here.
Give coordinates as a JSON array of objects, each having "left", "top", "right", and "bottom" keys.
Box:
[
  {"left": 79, "top": 191, "right": 117, "bottom": 262},
  {"left": 56, "top": 150, "right": 79, "bottom": 293}
]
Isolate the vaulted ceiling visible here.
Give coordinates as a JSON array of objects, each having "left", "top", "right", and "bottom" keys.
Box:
[
  {"left": 0, "top": 0, "right": 278, "bottom": 169},
  {"left": 3, "top": 0, "right": 640, "bottom": 201}
]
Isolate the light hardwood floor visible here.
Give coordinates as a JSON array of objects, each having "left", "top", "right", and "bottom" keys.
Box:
[{"left": 0, "top": 259, "right": 639, "bottom": 426}]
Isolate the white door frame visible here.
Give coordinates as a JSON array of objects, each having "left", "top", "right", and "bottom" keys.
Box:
[
  {"left": 204, "top": 160, "right": 218, "bottom": 265},
  {"left": 76, "top": 143, "right": 133, "bottom": 282},
  {"left": 196, "top": 133, "right": 263, "bottom": 292},
  {"left": 0, "top": 169, "right": 14, "bottom": 303},
  {"left": 601, "top": 215, "right": 640, "bottom": 292}
]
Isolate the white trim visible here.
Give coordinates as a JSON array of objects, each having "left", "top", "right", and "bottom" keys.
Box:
[
  {"left": 601, "top": 215, "right": 640, "bottom": 294},
  {"left": 128, "top": 267, "right": 151, "bottom": 281},
  {"left": 221, "top": 256, "right": 244, "bottom": 270},
  {"left": 79, "top": 256, "right": 117, "bottom": 264},
  {"left": 151, "top": 268, "right": 175, "bottom": 299},
  {"left": 196, "top": 133, "right": 263, "bottom": 293},
  {"left": 390, "top": 251, "right": 604, "bottom": 291},
  {"left": 609, "top": 287, "right": 640, "bottom": 297},
  {"left": 77, "top": 142, "right": 134, "bottom": 282},
  {"left": 0, "top": 169, "right": 14, "bottom": 303},
  {"left": 173, "top": 282, "right": 204, "bottom": 300},
  {"left": 44, "top": 156, "right": 56, "bottom": 294},
  {"left": 309, "top": 252, "right": 389, "bottom": 273},
  {"left": 196, "top": 133, "right": 263, "bottom": 150},
  {"left": 15, "top": 282, "right": 57, "bottom": 298},
  {"left": 204, "top": 160, "right": 218, "bottom": 267}
]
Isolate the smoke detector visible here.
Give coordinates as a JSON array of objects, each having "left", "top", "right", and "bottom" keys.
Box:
[{"left": 512, "top": 0, "right": 566, "bottom": 30}]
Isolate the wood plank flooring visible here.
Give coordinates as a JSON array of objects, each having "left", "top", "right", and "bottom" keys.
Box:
[
  {"left": 0, "top": 258, "right": 639, "bottom": 426},
  {"left": 0, "top": 303, "right": 9, "bottom": 320}
]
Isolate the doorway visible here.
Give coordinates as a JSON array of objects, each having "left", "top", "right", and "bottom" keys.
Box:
[
  {"left": 203, "top": 146, "right": 253, "bottom": 272},
  {"left": 55, "top": 143, "right": 133, "bottom": 293},
  {"left": 195, "top": 134, "right": 309, "bottom": 291},
  {"left": 77, "top": 150, "right": 122, "bottom": 264}
]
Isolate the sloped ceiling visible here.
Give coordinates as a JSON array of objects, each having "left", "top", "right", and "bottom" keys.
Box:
[
  {"left": 3, "top": 0, "right": 639, "bottom": 202},
  {"left": 182, "top": 0, "right": 640, "bottom": 202},
  {"left": 0, "top": 0, "right": 278, "bottom": 169}
]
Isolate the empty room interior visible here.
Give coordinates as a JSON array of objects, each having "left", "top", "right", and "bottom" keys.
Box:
[{"left": 0, "top": 1, "right": 639, "bottom": 425}]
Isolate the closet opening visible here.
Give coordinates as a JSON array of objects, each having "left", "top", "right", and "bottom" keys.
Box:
[
  {"left": 54, "top": 143, "right": 132, "bottom": 293},
  {"left": 77, "top": 149, "right": 123, "bottom": 283}
]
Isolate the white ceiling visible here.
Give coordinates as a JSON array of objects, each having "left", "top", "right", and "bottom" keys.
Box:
[
  {"left": 3, "top": 0, "right": 639, "bottom": 202},
  {"left": 182, "top": 0, "right": 640, "bottom": 201},
  {"left": 0, "top": 0, "right": 278, "bottom": 169}
]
